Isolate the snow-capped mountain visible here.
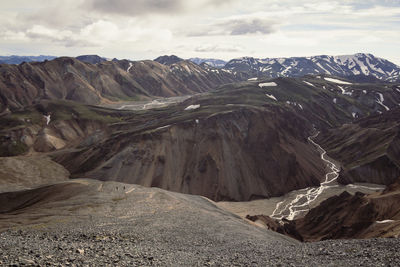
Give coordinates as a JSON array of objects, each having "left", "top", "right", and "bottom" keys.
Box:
[
  {"left": 189, "top": 58, "right": 227, "bottom": 68},
  {"left": 224, "top": 53, "right": 400, "bottom": 82}
]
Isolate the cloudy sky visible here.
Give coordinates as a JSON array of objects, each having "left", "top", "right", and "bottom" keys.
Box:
[{"left": 1, "top": 0, "right": 400, "bottom": 64}]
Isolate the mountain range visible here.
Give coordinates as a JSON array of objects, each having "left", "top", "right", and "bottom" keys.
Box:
[
  {"left": 1, "top": 52, "right": 400, "bottom": 265},
  {"left": 224, "top": 53, "right": 400, "bottom": 82},
  {"left": 0, "top": 55, "right": 56, "bottom": 64},
  {"left": 0, "top": 57, "right": 243, "bottom": 111},
  {"left": 2, "top": 53, "right": 399, "bottom": 83}
]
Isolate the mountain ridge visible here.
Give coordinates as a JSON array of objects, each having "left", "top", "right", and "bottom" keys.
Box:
[{"left": 224, "top": 53, "right": 400, "bottom": 82}]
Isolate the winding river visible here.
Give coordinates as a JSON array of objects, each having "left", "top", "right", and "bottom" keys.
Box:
[{"left": 270, "top": 132, "right": 383, "bottom": 220}]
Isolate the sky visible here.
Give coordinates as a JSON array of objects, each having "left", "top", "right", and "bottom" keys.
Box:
[{"left": 1, "top": 0, "right": 400, "bottom": 64}]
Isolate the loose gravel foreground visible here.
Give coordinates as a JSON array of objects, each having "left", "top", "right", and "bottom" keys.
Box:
[{"left": 0, "top": 179, "right": 399, "bottom": 266}]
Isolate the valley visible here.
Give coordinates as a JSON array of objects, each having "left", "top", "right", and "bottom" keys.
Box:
[{"left": 1, "top": 54, "right": 400, "bottom": 266}]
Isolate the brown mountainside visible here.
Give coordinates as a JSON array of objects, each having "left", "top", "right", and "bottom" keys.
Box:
[
  {"left": 316, "top": 107, "right": 400, "bottom": 185},
  {"left": 0, "top": 57, "right": 243, "bottom": 111},
  {"left": 54, "top": 104, "right": 324, "bottom": 201}
]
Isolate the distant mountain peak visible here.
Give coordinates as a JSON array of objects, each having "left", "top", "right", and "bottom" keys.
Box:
[
  {"left": 189, "top": 58, "right": 227, "bottom": 68},
  {"left": 75, "top": 55, "right": 107, "bottom": 64},
  {"left": 224, "top": 53, "right": 400, "bottom": 82},
  {"left": 0, "top": 55, "right": 56, "bottom": 65},
  {"left": 154, "top": 55, "right": 183, "bottom": 65}
]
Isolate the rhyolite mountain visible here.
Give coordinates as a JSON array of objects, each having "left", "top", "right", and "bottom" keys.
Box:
[
  {"left": 224, "top": 53, "right": 400, "bottom": 82},
  {"left": 50, "top": 81, "right": 330, "bottom": 201},
  {"left": 0, "top": 57, "right": 243, "bottom": 111},
  {"left": 2, "top": 75, "right": 399, "bottom": 201},
  {"left": 1, "top": 53, "right": 399, "bottom": 113}
]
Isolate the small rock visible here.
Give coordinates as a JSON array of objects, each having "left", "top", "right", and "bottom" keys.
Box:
[
  {"left": 19, "top": 257, "right": 35, "bottom": 265},
  {"left": 76, "top": 248, "right": 84, "bottom": 255}
]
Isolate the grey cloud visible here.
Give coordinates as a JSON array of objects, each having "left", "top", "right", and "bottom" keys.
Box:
[
  {"left": 89, "top": 0, "right": 185, "bottom": 15},
  {"left": 222, "top": 18, "right": 277, "bottom": 35},
  {"left": 188, "top": 17, "right": 279, "bottom": 36}
]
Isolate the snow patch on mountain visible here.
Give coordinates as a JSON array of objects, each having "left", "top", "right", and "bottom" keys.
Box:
[
  {"left": 44, "top": 114, "right": 51, "bottom": 125},
  {"left": 303, "top": 81, "right": 315, "bottom": 87},
  {"left": 259, "top": 82, "right": 277, "bottom": 87},
  {"left": 286, "top": 101, "right": 303, "bottom": 109},
  {"left": 376, "top": 93, "right": 390, "bottom": 111},
  {"left": 184, "top": 104, "right": 201, "bottom": 110},
  {"left": 376, "top": 220, "right": 395, "bottom": 224},
  {"left": 338, "top": 86, "right": 353, "bottom": 96},
  {"left": 127, "top": 62, "right": 133, "bottom": 73},
  {"left": 265, "top": 94, "right": 277, "bottom": 101},
  {"left": 324, "top": 77, "right": 352, "bottom": 85}
]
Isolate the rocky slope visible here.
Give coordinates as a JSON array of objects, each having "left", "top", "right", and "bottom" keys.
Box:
[
  {"left": 0, "top": 155, "right": 69, "bottom": 193},
  {"left": 0, "top": 57, "right": 242, "bottom": 111},
  {"left": 224, "top": 53, "right": 400, "bottom": 82},
  {"left": 1, "top": 178, "right": 399, "bottom": 266}
]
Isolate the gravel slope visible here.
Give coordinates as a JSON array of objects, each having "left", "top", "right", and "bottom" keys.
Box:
[{"left": 0, "top": 179, "right": 399, "bottom": 266}]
